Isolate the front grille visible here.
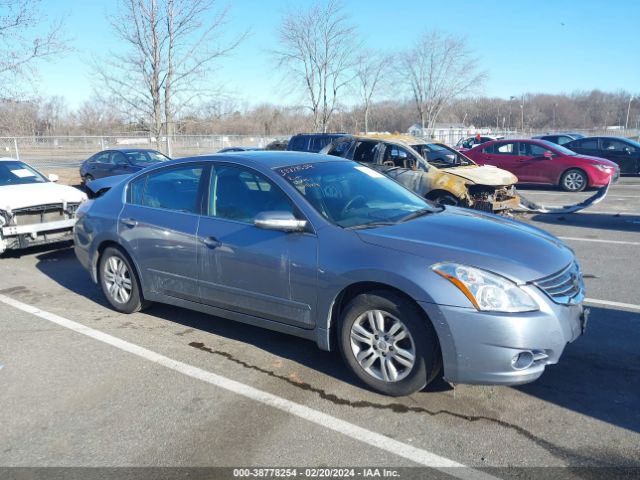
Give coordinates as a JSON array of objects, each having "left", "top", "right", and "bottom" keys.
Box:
[
  {"left": 533, "top": 262, "right": 584, "bottom": 305},
  {"left": 10, "top": 203, "right": 79, "bottom": 226}
]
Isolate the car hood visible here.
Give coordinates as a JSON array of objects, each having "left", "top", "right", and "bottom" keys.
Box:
[
  {"left": 356, "top": 207, "right": 574, "bottom": 282},
  {"left": 0, "top": 182, "right": 87, "bottom": 211},
  {"left": 439, "top": 165, "right": 518, "bottom": 186}
]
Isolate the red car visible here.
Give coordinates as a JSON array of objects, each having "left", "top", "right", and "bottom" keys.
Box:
[{"left": 465, "top": 139, "right": 618, "bottom": 192}]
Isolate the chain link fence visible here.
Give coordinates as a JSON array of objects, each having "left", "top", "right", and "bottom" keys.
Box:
[
  {"left": 3, "top": 129, "right": 640, "bottom": 169},
  {"left": 0, "top": 135, "right": 283, "bottom": 168}
]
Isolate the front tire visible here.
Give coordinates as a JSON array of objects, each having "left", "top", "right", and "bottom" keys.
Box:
[
  {"left": 99, "top": 247, "right": 149, "bottom": 313},
  {"left": 338, "top": 291, "right": 441, "bottom": 396},
  {"left": 560, "top": 169, "right": 587, "bottom": 192}
]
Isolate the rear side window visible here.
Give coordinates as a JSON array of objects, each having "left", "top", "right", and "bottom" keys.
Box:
[
  {"left": 93, "top": 152, "right": 112, "bottom": 164},
  {"left": 495, "top": 143, "right": 516, "bottom": 154},
  {"left": 481, "top": 144, "right": 494, "bottom": 154},
  {"left": 576, "top": 139, "right": 598, "bottom": 149},
  {"left": 129, "top": 164, "right": 204, "bottom": 213}
]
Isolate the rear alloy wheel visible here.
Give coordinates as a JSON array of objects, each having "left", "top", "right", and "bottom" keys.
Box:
[
  {"left": 99, "top": 247, "right": 149, "bottom": 313},
  {"left": 560, "top": 169, "right": 587, "bottom": 192},
  {"left": 338, "top": 291, "right": 441, "bottom": 396}
]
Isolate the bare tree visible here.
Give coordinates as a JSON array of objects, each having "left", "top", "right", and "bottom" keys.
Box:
[
  {"left": 401, "top": 31, "right": 485, "bottom": 133},
  {"left": 274, "top": 0, "right": 356, "bottom": 133},
  {"left": 0, "top": 0, "right": 67, "bottom": 96},
  {"left": 353, "top": 50, "right": 390, "bottom": 133},
  {"left": 94, "top": 0, "right": 244, "bottom": 152}
]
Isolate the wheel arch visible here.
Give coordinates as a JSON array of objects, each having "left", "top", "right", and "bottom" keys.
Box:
[
  {"left": 324, "top": 281, "right": 442, "bottom": 355},
  {"left": 94, "top": 240, "right": 145, "bottom": 297}
]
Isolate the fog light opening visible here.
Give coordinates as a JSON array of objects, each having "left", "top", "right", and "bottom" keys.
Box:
[{"left": 512, "top": 351, "right": 534, "bottom": 370}]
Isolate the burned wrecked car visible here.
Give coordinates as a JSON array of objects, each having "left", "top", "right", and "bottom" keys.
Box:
[
  {"left": 320, "top": 134, "right": 520, "bottom": 213},
  {"left": 0, "top": 158, "right": 87, "bottom": 254}
]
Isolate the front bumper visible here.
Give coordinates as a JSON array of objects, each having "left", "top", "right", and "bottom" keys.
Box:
[
  {"left": 0, "top": 219, "right": 77, "bottom": 253},
  {"left": 419, "top": 285, "right": 585, "bottom": 385}
]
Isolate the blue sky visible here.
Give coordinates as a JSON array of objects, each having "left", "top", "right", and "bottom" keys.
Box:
[{"left": 35, "top": 0, "right": 640, "bottom": 109}]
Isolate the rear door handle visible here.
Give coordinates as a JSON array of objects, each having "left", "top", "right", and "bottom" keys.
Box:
[
  {"left": 120, "top": 218, "right": 138, "bottom": 228},
  {"left": 201, "top": 236, "right": 221, "bottom": 249}
]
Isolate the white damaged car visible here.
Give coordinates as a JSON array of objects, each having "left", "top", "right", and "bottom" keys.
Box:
[{"left": 0, "top": 158, "right": 87, "bottom": 255}]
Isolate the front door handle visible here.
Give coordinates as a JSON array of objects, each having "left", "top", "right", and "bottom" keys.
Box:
[
  {"left": 121, "top": 218, "right": 138, "bottom": 228},
  {"left": 201, "top": 236, "right": 221, "bottom": 249}
]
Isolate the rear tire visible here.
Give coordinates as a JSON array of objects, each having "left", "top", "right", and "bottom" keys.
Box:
[
  {"left": 99, "top": 246, "right": 150, "bottom": 313},
  {"left": 560, "top": 169, "right": 587, "bottom": 192},
  {"left": 338, "top": 290, "right": 441, "bottom": 396}
]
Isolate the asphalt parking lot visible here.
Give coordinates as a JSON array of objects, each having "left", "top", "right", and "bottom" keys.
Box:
[{"left": 0, "top": 177, "right": 639, "bottom": 477}]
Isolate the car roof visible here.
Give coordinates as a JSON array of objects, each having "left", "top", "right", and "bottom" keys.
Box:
[
  {"left": 174, "top": 151, "right": 341, "bottom": 170},
  {"left": 103, "top": 148, "right": 161, "bottom": 153}
]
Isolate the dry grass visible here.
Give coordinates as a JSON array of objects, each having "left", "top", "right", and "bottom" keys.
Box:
[{"left": 39, "top": 167, "right": 82, "bottom": 187}]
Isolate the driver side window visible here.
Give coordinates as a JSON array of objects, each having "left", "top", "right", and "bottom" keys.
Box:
[{"left": 209, "top": 165, "right": 293, "bottom": 224}]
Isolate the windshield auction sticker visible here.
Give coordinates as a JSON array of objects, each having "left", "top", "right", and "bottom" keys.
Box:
[{"left": 10, "top": 169, "right": 37, "bottom": 178}]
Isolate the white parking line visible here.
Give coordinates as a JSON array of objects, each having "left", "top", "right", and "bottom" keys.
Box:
[
  {"left": 558, "top": 236, "right": 640, "bottom": 246},
  {"left": 585, "top": 298, "right": 640, "bottom": 312},
  {"left": 0, "top": 293, "right": 494, "bottom": 480}
]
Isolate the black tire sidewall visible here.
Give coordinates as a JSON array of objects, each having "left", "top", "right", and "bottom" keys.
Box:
[
  {"left": 99, "top": 246, "right": 143, "bottom": 313},
  {"left": 561, "top": 169, "right": 587, "bottom": 192},
  {"left": 338, "top": 291, "right": 440, "bottom": 396}
]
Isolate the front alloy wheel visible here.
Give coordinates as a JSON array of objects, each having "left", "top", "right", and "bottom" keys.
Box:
[
  {"left": 350, "top": 310, "right": 416, "bottom": 382},
  {"left": 338, "top": 290, "right": 441, "bottom": 396},
  {"left": 561, "top": 169, "right": 587, "bottom": 192}
]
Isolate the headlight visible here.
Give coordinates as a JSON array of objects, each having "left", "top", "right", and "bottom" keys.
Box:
[
  {"left": 432, "top": 263, "right": 538, "bottom": 312},
  {"left": 593, "top": 165, "right": 612, "bottom": 171}
]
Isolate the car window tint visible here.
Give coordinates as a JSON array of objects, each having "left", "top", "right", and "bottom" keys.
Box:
[
  {"left": 328, "top": 141, "right": 351, "bottom": 157},
  {"left": 112, "top": 152, "right": 127, "bottom": 164},
  {"left": 527, "top": 143, "right": 553, "bottom": 156},
  {"left": 288, "top": 136, "right": 307, "bottom": 151},
  {"left": 481, "top": 144, "right": 494, "bottom": 154},
  {"left": 126, "top": 151, "right": 147, "bottom": 164},
  {"left": 353, "top": 141, "right": 377, "bottom": 163},
  {"left": 209, "top": 165, "right": 292, "bottom": 223},
  {"left": 577, "top": 138, "right": 598, "bottom": 149},
  {"left": 602, "top": 139, "right": 633, "bottom": 152},
  {"left": 557, "top": 136, "right": 572, "bottom": 145},
  {"left": 495, "top": 143, "right": 516, "bottom": 154},
  {"left": 93, "top": 152, "right": 111, "bottom": 164},
  {"left": 131, "top": 165, "right": 204, "bottom": 213}
]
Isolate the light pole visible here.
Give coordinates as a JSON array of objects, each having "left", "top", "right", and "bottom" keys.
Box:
[
  {"left": 520, "top": 95, "right": 524, "bottom": 133},
  {"left": 625, "top": 95, "right": 634, "bottom": 130},
  {"left": 509, "top": 95, "right": 516, "bottom": 131}
]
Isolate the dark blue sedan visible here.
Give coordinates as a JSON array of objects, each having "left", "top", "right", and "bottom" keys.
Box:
[{"left": 79, "top": 148, "right": 171, "bottom": 184}]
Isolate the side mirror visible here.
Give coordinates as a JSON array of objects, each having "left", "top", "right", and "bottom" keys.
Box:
[
  {"left": 543, "top": 152, "right": 553, "bottom": 159},
  {"left": 48, "top": 173, "right": 59, "bottom": 182},
  {"left": 255, "top": 211, "right": 307, "bottom": 232}
]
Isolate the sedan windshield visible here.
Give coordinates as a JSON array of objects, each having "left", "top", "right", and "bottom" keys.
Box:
[
  {"left": 277, "top": 161, "right": 439, "bottom": 228},
  {"left": 0, "top": 161, "right": 48, "bottom": 186}
]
